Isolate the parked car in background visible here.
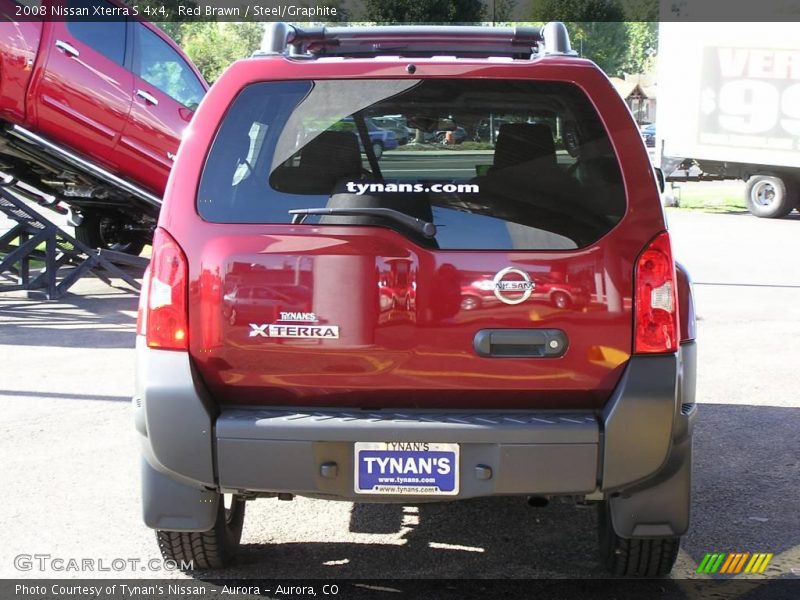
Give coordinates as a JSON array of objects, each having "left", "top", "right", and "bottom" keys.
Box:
[
  {"left": 338, "top": 117, "right": 398, "bottom": 158},
  {"left": 223, "top": 284, "right": 312, "bottom": 325},
  {"left": 379, "top": 115, "right": 416, "bottom": 140},
  {"left": 372, "top": 116, "right": 410, "bottom": 145},
  {"left": 0, "top": 0, "right": 208, "bottom": 252},
  {"left": 641, "top": 123, "right": 656, "bottom": 147},
  {"left": 535, "top": 276, "right": 591, "bottom": 309},
  {"left": 474, "top": 117, "right": 513, "bottom": 141},
  {"left": 435, "top": 126, "right": 468, "bottom": 144},
  {"left": 460, "top": 273, "right": 590, "bottom": 311}
]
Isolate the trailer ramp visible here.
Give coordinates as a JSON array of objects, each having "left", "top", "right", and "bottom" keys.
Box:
[{"left": 0, "top": 182, "right": 143, "bottom": 300}]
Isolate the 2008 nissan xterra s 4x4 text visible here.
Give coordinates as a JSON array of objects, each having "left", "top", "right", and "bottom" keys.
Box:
[{"left": 134, "top": 22, "right": 697, "bottom": 577}]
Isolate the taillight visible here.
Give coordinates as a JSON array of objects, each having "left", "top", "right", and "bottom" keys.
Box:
[
  {"left": 143, "top": 228, "right": 188, "bottom": 350},
  {"left": 634, "top": 231, "right": 679, "bottom": 354},
  {"left": 136, "top": 265, "right": 151, "bottom": 336}
]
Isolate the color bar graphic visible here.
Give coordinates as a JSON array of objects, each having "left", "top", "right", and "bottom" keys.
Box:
[
  {"left": 697, "top": 552, "right": 773, "bottom": 574},
  {"left": 744, "top": 553, "right": 774, "bottom": 574}
]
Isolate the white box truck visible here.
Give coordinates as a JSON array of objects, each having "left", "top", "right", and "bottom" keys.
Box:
[{"left": 656, "top": 22, "right": 800, "bottom": 218}]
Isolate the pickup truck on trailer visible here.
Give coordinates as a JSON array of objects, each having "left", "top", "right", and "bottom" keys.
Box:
[
  {"left": 0, "top": 0, "right": 207, "bottom": 252},
  {"left": 657, "top": 22, "right": 800, "bottom": 218}
]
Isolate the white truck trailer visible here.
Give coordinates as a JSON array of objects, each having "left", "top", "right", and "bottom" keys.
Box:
[{"left": 657, "top": 22, "right": 800, "bottom": 218}]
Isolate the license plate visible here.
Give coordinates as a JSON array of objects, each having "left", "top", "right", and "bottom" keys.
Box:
[{"left": 354, "top": 442, "right": 459, "bottom": 495}]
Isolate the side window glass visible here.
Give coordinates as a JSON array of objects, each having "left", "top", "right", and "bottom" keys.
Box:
[
  {"left": 134, "top": 25, "right": 205, "bottom": 109},
  {"left": 65, "top": 0, "right": 126, "bottom": 65}
]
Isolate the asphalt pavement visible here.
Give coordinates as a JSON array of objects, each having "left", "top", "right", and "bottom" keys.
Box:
[{"left": 0, "top": 201, "right": 799, "bottom": 591}]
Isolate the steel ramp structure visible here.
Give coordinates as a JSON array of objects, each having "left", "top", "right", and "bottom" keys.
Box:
[{"left": 0, "top": 182, "right": 143, "bottom": 300}]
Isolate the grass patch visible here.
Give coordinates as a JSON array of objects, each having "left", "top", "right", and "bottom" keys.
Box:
[
  {"left": 394, "top": 141, "right": 494, "bottom": 151},
  {"left": 1, "top": 244, "right": 46, "bottom": 271},
  {"left": 2, "top": 240, "right": 45, "bottom": 270},
  {"left": 5, "top": 238, "right": 47, "bottom": 252},
  {"left": 671, "top": 182, "right": 747, "bottom": 213},
  {"left": 2, "top": 236, "right": 74, "bottom": 272}
]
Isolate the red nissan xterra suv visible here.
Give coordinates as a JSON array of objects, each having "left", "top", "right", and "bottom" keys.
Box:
[{"left": 134, "top": 23, "right": 697, "bottom": 577}]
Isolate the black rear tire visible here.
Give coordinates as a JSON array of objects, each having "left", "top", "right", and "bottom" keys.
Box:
[
  {"left": 74, "top": 212, "right": 146, "bottom": 255},
  {"left": 156, "top": 495, "right": 245, "bottom": 570},
  {"left": 744, "top": 175, "right": 795, "bottom": 219},
  {"left": 73, "top": 217, "right": 103, "bottom": 249},
  {"left": 597, "top": 500, "right": 680, "bottom": 577}
]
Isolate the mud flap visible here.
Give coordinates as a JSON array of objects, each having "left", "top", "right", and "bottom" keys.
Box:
[
  {"left": 141, "top": 460, "right": 218, "bottom": 532},
  {"left": 607, "top": 436, "right": 692, "bottom": 538}
]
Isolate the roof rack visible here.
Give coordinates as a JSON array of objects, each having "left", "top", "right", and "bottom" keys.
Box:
[{"left": 259, "top": 22, "right": 575, "bottom": 60}]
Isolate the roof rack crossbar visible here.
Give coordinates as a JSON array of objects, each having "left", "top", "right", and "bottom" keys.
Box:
[{"left": 260, "top": 22, "right": 574, "bottom": 60}]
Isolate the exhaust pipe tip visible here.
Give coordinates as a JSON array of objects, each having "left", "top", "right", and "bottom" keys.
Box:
[{"left": 527, "top": 496, "right": 549, "bottom": 508}]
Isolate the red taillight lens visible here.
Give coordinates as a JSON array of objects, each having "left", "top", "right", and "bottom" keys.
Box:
[
  {"left": 136, "top": 265, "right": 151, "bottom": 337},
  {"left": 144, "top": 228, "right": 188, "bottom": 350},
  {"left": 634, "top": 231, "right": 679, "bottom": 354}
]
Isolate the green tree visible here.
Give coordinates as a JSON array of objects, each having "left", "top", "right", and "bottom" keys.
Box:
[
  {"left": 531, "top": 0, "right": 629, "bottom": 76},
  {"left": 489, "top": 0, "right": 517, "bottom": 22},
  {"left": 363, "top": 0, "right": 485, "bottom": 23},
  {"left": 567, "top": 22, "right": 629, "bottom": 76},
  {"left": 622, "top": 21, "right": 658, "bottom": 74},
  {"left": 227, "top": 22, "right": 265, "bottom": 54},
  {"left": 138, "top": 0, "right": 263, "bottom": 83},
  {"left": 531, "top": 0, "right": 626, "bottom": 22},
  {"left": 131, "top": 1, "right": 195, "bottom": 44},
  {"left": 180, "top": 22, "right": 264, "bottom": 83},
  {"left": 619, "top": 0, "right": 658, "bottom": 20},
  {"left": 149, "top": 21, "right": 185, "bottom": 45}
]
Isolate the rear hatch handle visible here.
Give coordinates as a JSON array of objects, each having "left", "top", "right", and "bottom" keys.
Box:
[
  {"left": 473, "top": 329, "right": 568, "bottom": 358},
  {"left": 289, "top": 207, "right": 437, "bottom": 238}
]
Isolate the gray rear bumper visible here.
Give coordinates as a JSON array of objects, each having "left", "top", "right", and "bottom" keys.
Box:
[
  {"left": 216, "top": 410, "right": 600, "bottom": 498},
  {"left": 134, "top": 337, "right": 696, "bottom": 535}
]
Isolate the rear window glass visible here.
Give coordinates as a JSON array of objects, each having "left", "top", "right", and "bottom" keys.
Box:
[{"left": 198, "top": 79, "right": 625, "bottom": 250}]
